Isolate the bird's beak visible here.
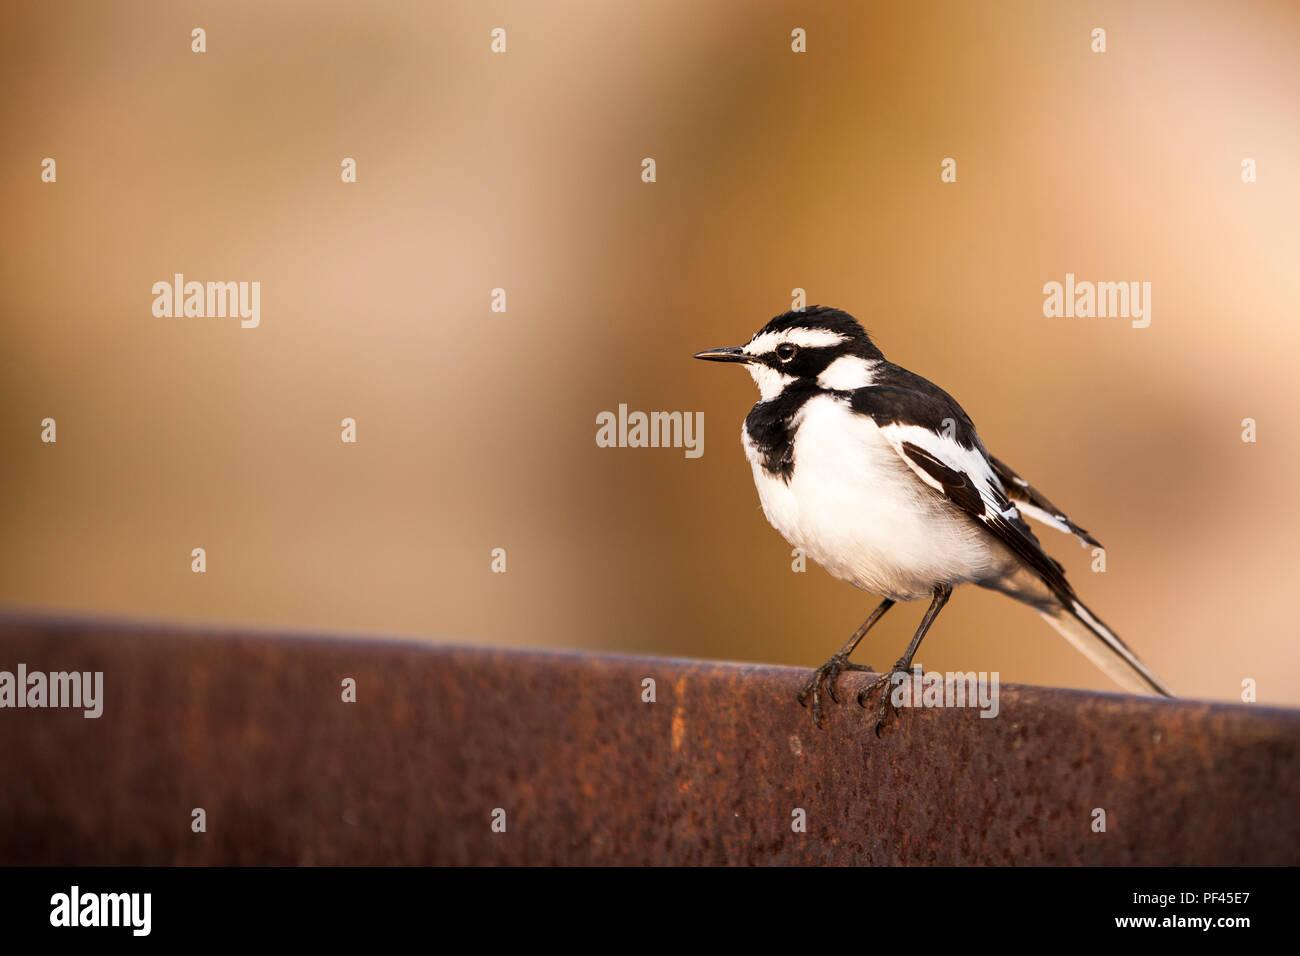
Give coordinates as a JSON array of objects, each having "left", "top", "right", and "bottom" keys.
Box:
[{"left": 693, "top": 346, "right": 753, "bottom": 364}]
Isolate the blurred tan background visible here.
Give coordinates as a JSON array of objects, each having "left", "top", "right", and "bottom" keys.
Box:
[{"left": 2, "top": 1, "right": 1297, "bottom": 704}]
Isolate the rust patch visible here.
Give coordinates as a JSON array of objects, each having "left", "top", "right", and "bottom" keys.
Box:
[{"left": 671, "top": 706, "right": 686, "bottom": 752}]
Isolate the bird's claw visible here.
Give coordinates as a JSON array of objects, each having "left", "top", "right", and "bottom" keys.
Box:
[
  {"left": 799, "top": 656, "right": 875, "bottom": 729},
  {"left": 858, "top": 660, "right": 910, "bottom": 736}
]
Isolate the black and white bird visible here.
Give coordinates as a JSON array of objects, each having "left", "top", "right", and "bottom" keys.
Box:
[{"left": 695, "top": 305, "right": 1172, "bottom": 731}]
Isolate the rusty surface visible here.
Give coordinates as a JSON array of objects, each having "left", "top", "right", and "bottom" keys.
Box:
[{"left": 0, "top": 614, "right": 1296, "bottom": 865}]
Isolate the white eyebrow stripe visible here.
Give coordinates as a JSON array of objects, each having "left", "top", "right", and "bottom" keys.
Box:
[{"left": 743, "top": 328, "right": 848, "bottom": 355}]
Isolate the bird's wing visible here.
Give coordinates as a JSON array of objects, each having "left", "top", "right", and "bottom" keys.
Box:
[
  {"left": 848, "top": 384, "right": 1075, "bottom": 604},
  {"left": 986, "top": 454, "right": 1102, "bottom": 548}
]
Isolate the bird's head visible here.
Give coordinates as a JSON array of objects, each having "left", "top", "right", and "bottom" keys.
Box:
[{"left": 693, "top": 306, "right": 883, "bottom": 400}]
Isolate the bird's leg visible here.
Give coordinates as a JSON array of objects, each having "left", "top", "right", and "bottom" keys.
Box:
[
  {"left": 798, "top": 598, "right": 895, "bottom": 728},
  {"left": 858, "top": 584, "right": 953, "bottom": 736}
]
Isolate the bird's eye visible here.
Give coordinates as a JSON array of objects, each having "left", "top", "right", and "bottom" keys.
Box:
[{"left": 776, "top": 343, "right": 798, "bottom": 361}]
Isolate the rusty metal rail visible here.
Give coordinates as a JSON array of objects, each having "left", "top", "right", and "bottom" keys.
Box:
[{"left": 0, "top": 615, "right": 1295, "bottom": 865}]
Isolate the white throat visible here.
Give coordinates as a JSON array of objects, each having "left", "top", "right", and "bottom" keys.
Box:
[{"left": 746, "top": 364, "right": 795, "bottom": 401}]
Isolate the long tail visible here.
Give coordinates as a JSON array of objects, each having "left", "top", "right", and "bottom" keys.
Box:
[{"left": 1038, "top": 596, "right": 1173, "bottom": 697}]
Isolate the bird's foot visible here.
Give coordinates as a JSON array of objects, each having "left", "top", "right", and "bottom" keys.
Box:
[
  {"left": 857, "top": 660, "right": 911, "bottom": 737},
  {"left": 798, "top": 655, "right": 875, "bottom": 728}
]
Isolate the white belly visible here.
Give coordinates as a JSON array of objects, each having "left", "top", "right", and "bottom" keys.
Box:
[{"left": 743, "top": 394, "right": 1007, "bottom": 601}]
